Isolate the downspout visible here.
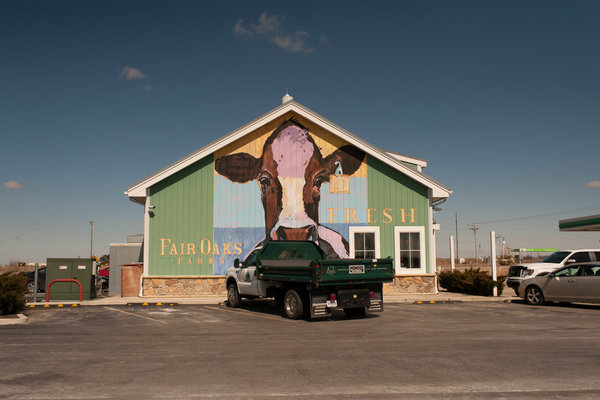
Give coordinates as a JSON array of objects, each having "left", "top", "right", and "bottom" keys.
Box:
[
  {"left": 141, "top": 189, "right": 151, "bottom": 297},
  {"left": 432, "top": 197, "right": 447, "bottom": 210},
  {"left": 430, "top": 197, "right": 447, "bottom": 294}
]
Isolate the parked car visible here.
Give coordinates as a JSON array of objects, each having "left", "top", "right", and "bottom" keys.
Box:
[
  {"left": 22, "top": 268, "right": 46, "bottom": 293},
  {"left": 518, "top": 262, "right": 600, "bottom": 305},
  {"left": 507, "top": 249, "right": 600, "bottom": 296}
]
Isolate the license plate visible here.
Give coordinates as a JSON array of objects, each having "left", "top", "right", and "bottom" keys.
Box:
[
  {"left": 349, "top": 265, "right": 365, "bottom": 274},
  {"left": 326, "top": 300, "right": 338, "bottom": 308}
]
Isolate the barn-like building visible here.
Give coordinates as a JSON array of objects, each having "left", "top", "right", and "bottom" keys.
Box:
[{"left": 125, "top": 95, "right": 452, "bottom": 296}]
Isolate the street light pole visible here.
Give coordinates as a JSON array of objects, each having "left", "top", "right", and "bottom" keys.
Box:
[
  {"left": 90, "top": 220, "right": 94, "bottom": 259},
  {"left": 496, "top": 234, "right": 506, "bottom": 259}
]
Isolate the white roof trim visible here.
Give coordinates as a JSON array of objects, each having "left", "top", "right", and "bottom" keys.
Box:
[
  {"left": 384, "top": 151, "right": 427, "bottom": 168},
  {"left": 126, "top": 100, "right": 452, "bottom": 201}
]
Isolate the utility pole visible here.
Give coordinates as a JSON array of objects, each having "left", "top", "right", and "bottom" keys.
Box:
[
  {"left": 490, "top": 231, "right": 497, "bottom": 297},
  {"left": 468, "top": 223, "right": 479, "bottom": 262},
  {"left": 90, "top": 220, "right": 94, "bottom": 259},
  {"left": 449, "top": 236, "right": 455, "bottom": 271}
]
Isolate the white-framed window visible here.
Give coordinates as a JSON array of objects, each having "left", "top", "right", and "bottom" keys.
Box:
[
  {"left": 349, "top": 226, "right": 380, "bottom": 259},
  {"left": 394, "top": 226, "right": 426, "bottom": 274}
]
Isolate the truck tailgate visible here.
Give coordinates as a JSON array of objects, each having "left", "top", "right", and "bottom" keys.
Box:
[{"left": 317, "top": 258, "right": 394, "bottom": 286}]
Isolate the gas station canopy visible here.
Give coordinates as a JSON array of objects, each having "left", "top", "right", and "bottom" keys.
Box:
[{"left": 559, "top": 214, "right": 600, "bottom": 232}]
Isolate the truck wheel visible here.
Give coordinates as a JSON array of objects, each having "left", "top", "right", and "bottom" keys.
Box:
[
  {"left": 227, "top": 283, "right": 241, "bottom": 308},
  {"left": 344, "top": 307, "right": 366, "bottom": 317},
  {"left": 283, "top": 289, "right": 304, "bottom": 319}
]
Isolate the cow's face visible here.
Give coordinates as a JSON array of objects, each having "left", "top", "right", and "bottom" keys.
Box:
[{"left": 215, "top": 120, "right": 365, "bottom": 243}]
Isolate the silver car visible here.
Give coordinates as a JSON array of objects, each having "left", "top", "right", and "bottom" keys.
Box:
[{"left": 519, "top": 262, "right": 600, "bottom": 305}]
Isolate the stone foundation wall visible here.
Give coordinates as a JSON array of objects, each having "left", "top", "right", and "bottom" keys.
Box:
[
  {"left": 141, "top": 275, "right": 436, "bottom": 297},
  {"left": 142, "top": 277, "right": 227, "bottom": 297},
  {"left": 383, "top": 275, "right": 436, "bottom": 294}
]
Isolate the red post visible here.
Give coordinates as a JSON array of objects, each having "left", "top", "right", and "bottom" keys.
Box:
[{"left": 46, "top": 279, "right": 83, "bottom": 302}]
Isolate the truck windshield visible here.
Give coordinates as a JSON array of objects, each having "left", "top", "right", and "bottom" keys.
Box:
[{"left": 541, "top": 251, "right": 570, "bottom": 263}]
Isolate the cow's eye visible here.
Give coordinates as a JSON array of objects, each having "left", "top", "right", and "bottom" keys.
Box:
[
  {"left": 258, "top": 175, "right": 271, "bottom": 187},
  {"left": 313, "top": 171, "right": 327, "bottom": 187}
]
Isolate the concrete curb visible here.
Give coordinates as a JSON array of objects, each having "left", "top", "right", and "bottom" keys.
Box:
[
  {"left": 0, "top": 313, "right": 28, "bottom": 326},
  {"left": 22, "top": 293, "right": 519, "bottom": 308}
]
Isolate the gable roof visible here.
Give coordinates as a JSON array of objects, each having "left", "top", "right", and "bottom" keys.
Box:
[{"left": 126, "top": 99, "right": 452, "bottom": 204}]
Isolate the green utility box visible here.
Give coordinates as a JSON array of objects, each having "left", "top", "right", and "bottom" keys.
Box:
[{"left": 46, "top": 258, "right": 97, "bottom": 300}]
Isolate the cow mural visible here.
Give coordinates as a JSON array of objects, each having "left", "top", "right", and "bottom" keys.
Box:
[{"left": 214, "top": 119, "right": 366, "bottom": 266}]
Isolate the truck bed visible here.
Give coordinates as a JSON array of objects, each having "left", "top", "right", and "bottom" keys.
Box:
[{"left": 257, "top": 257, "right": 394, "bottom": 286}]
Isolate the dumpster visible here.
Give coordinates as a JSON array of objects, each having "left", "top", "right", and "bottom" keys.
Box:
[
  {"left": 46, "top": 258, "right": 96, "bottom": 300},
  {"left": 121, "top": 263, "right": 143, "bottom": 297}
]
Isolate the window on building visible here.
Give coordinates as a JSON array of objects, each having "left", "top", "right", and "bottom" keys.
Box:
[
  {"left": 394, "top": 226, "right": 426, "bottom": 274},
  {"left": 399, "top": 232, "right": 421, "bottom": 268},
  {"left": 349, "top": 226, "right": 380, "bottom": 259}
]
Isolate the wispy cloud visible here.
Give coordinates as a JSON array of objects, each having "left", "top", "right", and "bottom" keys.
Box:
[
  {"left": 119, "top": 66, "right": 146, "bottom": 80},
  {"left": 585, "top": 181, "right": 600, "bottom": 189},
  {"left": 4, "top": 180, "right": 23, "bottom": 190},
  {"left": 233, "top": 12, "right": 324, "bottom": 54}
]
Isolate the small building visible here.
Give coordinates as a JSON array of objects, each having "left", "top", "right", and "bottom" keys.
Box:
[
  {"left": 125, "top": 95, "right": 452, "bottom": 296},
  {"left": 108, "top": 234, "right": 143, "bottom": 295}
]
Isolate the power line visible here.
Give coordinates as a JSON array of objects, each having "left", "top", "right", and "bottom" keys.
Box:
[{"left": 473, "top": 204, "right": 600, "bottom": 225}]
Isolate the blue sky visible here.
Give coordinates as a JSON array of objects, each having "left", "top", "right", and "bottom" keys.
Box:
[{"left": 2, "top": 0, "right": 599, "bottom": 264}]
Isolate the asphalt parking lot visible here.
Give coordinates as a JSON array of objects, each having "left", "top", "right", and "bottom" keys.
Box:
[{"left": 2, "top": 301, "right": 600, "bottom": 399}]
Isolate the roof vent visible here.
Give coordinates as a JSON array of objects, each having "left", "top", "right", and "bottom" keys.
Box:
[{"left": 282, "top": 92, "right": 293, "bottom": 104}]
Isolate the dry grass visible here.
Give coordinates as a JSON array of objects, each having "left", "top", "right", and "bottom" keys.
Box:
[
  {"left": 436, "top": 258, "right": 512, "bottom": 276},
  {"left": 0, "top": 261, "right": 36, "bottom": 275}
]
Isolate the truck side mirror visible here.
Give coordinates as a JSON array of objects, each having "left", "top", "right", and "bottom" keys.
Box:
[{"left": 234, "top": 258, "right": 240, "bottom": 269}]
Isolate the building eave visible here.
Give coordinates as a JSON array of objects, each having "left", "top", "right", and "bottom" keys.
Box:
[{"left": 125, "top": 100, "right": 452, "bottom": 201}]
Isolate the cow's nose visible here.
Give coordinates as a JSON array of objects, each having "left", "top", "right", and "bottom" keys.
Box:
[{"left": 274, "top": 225, "right": 317, "bottom": 241}]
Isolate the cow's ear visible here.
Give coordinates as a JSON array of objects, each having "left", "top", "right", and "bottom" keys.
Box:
[
  {"left": 323, "top": 145, "right": 366, "bottom": 177},
  {"left": 215, "top": 153, "right": 260, "bottom": 183}
]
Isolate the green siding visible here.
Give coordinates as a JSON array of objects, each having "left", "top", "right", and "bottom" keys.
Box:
[
  {"left": 148, "top": 155, "right": 214, "bottom": 276},
  {"left": 367, "top": 157, "right": 431, "bottom": 272},
  {"left": 400, "top": 161, "right": 419, "bottom": 171}
]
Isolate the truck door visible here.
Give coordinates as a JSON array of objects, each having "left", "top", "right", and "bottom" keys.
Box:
[{"left": 237, "top": 249, "right": 260, "bottom": 296}]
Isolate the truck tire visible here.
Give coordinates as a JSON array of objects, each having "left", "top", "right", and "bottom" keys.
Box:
[
  {"left": 283, "top": 289, "right": 304, "bottom": 319},
  {"left": 227, "top": 283, "right": 241, "bottom": 308}
]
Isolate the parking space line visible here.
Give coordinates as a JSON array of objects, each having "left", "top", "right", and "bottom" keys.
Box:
[
  {"left": 204, "top": 305, "right": 295, "bottom": 323},
  {"left": 104, "top": 306, "right": 168, "bottom": 324}
]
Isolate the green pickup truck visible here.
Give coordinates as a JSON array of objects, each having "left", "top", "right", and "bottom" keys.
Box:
[{"left": 225, "top": 240, "right": 395, "bottom": 319}]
